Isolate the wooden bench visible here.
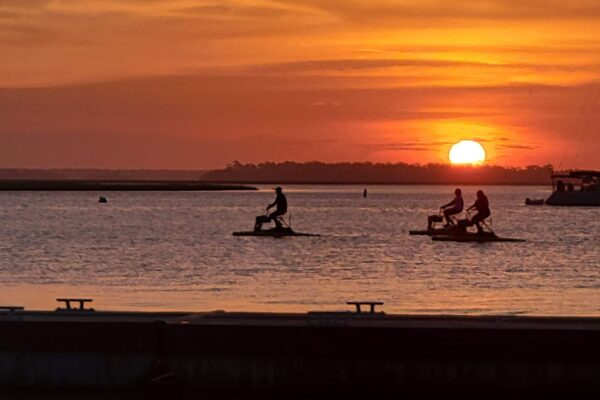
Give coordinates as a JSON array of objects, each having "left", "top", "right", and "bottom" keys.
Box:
[
  {"left": 56, "top": 298, "right": 94, "bottom": 312},
  {"left": 347, "top": 301, "right": 384, "bottom": 314},
  {"left": 0, "top": 306, "right": 24, "bottom": 315}
]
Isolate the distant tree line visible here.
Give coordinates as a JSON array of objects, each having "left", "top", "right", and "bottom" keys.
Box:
[{"left": 201, "top": 161, "right": 554, "bottom": 185}]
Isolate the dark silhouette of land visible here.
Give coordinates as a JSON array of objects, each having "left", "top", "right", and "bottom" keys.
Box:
[
  {"left": 0, "top": 168, "right": 205, "bottom": 181},
  {"left": 0, "top": 180, "right": 256, "bottom": 191},
  {"left": 202, "top": 161, "right": 553, "bottom": 185},
  {"left": 0, "top": 163, "right": 555, "bottom": 186},
  {"left": 0, "top": 169, "right": 256, "bottom": 190}
]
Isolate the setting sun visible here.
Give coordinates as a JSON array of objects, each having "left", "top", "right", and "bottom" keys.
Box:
[{"left": 449, "top": 140, "right": 486, "bottom": 165}]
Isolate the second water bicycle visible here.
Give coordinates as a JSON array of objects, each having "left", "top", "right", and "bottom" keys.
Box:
[{"left": 410, "top": 189, "right": 525, "bottom": 243}]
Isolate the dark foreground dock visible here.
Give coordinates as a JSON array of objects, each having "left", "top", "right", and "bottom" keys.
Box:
[{"left": 1, "top": 308, "right": 599, "bottom": 396}]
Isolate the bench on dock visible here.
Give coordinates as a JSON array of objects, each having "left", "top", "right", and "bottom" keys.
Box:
[
  {"left": 347, "top": 301, "right": 384, "bottom": 314},
  {"left": 56, "top": 298, "right": 94, "bottom": 312},
  {"left": 0, "top": 306, "right": 24, "bottom": 315}
]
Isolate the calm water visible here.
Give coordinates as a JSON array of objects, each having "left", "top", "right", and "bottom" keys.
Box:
[{"left": 0, "top": 185, "right": 599, "bottom": 316}]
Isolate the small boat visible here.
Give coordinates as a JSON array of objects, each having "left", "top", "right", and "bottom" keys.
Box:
[
  {"left": 525, "top": 198, "right": 544, "bottom": 205},
  {"left": 232, "top": 227, "right": 320, "bottom": 237},
  {"left": 545, "top": 170, "right": 600, "bottom": 206},
  {"left": 431, "top": 232, "right": 525, "bottom": 243}
]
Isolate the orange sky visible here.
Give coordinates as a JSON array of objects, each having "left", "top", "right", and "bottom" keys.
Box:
[{"left": 1, "top": 0, "right": 600, "bottom": 169}]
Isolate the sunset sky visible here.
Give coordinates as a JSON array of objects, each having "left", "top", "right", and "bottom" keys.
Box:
[{"left": 1, "top": 0, "right": 600, "bottom": 169}]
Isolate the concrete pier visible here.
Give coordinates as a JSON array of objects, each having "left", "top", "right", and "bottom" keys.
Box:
[{"left": 1, "top": 310, "right": 599, "bottom": 395}]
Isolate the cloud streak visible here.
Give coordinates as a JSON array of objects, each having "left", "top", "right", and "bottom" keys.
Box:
[{"left": 274, "top": 0, "right": 600, "bottom": 23}]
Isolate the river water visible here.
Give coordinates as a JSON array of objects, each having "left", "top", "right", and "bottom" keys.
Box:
[{"left": 0, "top": 185, "right": 598, "bottom": 316}]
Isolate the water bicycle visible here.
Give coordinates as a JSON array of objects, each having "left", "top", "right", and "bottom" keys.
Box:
[
  {"left": 431, "top": 231, "right": 525, "bottom": 243},
  {"left": 409, "top": 209, "right": 464, "bottom": 236},
  {"left": 410, "top": 210, "right": 525, "bottom": 243},
  {"left": 233, "top": 214, "right": 320, "bottom": 238}
]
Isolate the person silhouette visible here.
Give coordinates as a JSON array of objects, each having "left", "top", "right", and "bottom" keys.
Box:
[
  {"left": 467, "top": 190, "right": 491, "bottom": 234},
  {"left": 428, "top": 188, "right": 463, "bottom": 230},
  {"left": 440, "top": 188, "right": 464, "bottom": 227},
  {"left": 254, "top": 187, "right": 288, "bottom": 231}
]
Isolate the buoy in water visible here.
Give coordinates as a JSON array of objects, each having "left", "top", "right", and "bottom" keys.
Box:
[
  {"left": 99, "top": 196, "right": 107, "bottom": 203},
  {"left": 363, "top": 188, "right": 367, "bottom": 198}
]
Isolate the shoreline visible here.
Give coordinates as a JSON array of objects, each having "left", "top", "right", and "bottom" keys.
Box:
[
  {"left": 0, "top": 180, "right": 257, "bottom": 191},
  {"left": 201, "top": 181, "right": 551, "bottom": 186}
]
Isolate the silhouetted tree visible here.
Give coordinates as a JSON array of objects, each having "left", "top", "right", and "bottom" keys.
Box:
[{"left": 201, "top": 161, "right": 553, "bottom": 185}]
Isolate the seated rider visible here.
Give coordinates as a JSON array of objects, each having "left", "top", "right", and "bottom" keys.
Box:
[
  {"left": 428, "top": 188, "right": 463, "bottom": 230},
  {"left": 467, "top": 190, "right": 491, "bottom": 233},
  {"left": 254, "top": 187, "right": 288, "bottom": 231}
]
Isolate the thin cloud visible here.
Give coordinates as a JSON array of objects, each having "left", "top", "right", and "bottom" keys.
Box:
[
  {"left": 499, "top": 144, "right": 540, "bottom": 150},
  {"left": 175, "top": 4, "right": 294, "bottom": 18},
  {"left": 364, "top": 140, "right": 457, "bottom": 152},
  {"left": 274, "top": 0, "right": 600, "bottom": 23},
  {"left": 249, "top": 58, "right": 505, "bottom": 73},
  {"left": 246, "top": 58, "right": 600, "bottom": 75},
  {"left": 380, "top": 42, "right": 600, "bottom": 56}
]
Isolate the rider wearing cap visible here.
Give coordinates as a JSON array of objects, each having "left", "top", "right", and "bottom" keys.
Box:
[
  {"left": 467, "top": 190, "right": 491, "bottom": 233},
  {"left": 254, "top": 187, "right": 288, "bottom": 231}
]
